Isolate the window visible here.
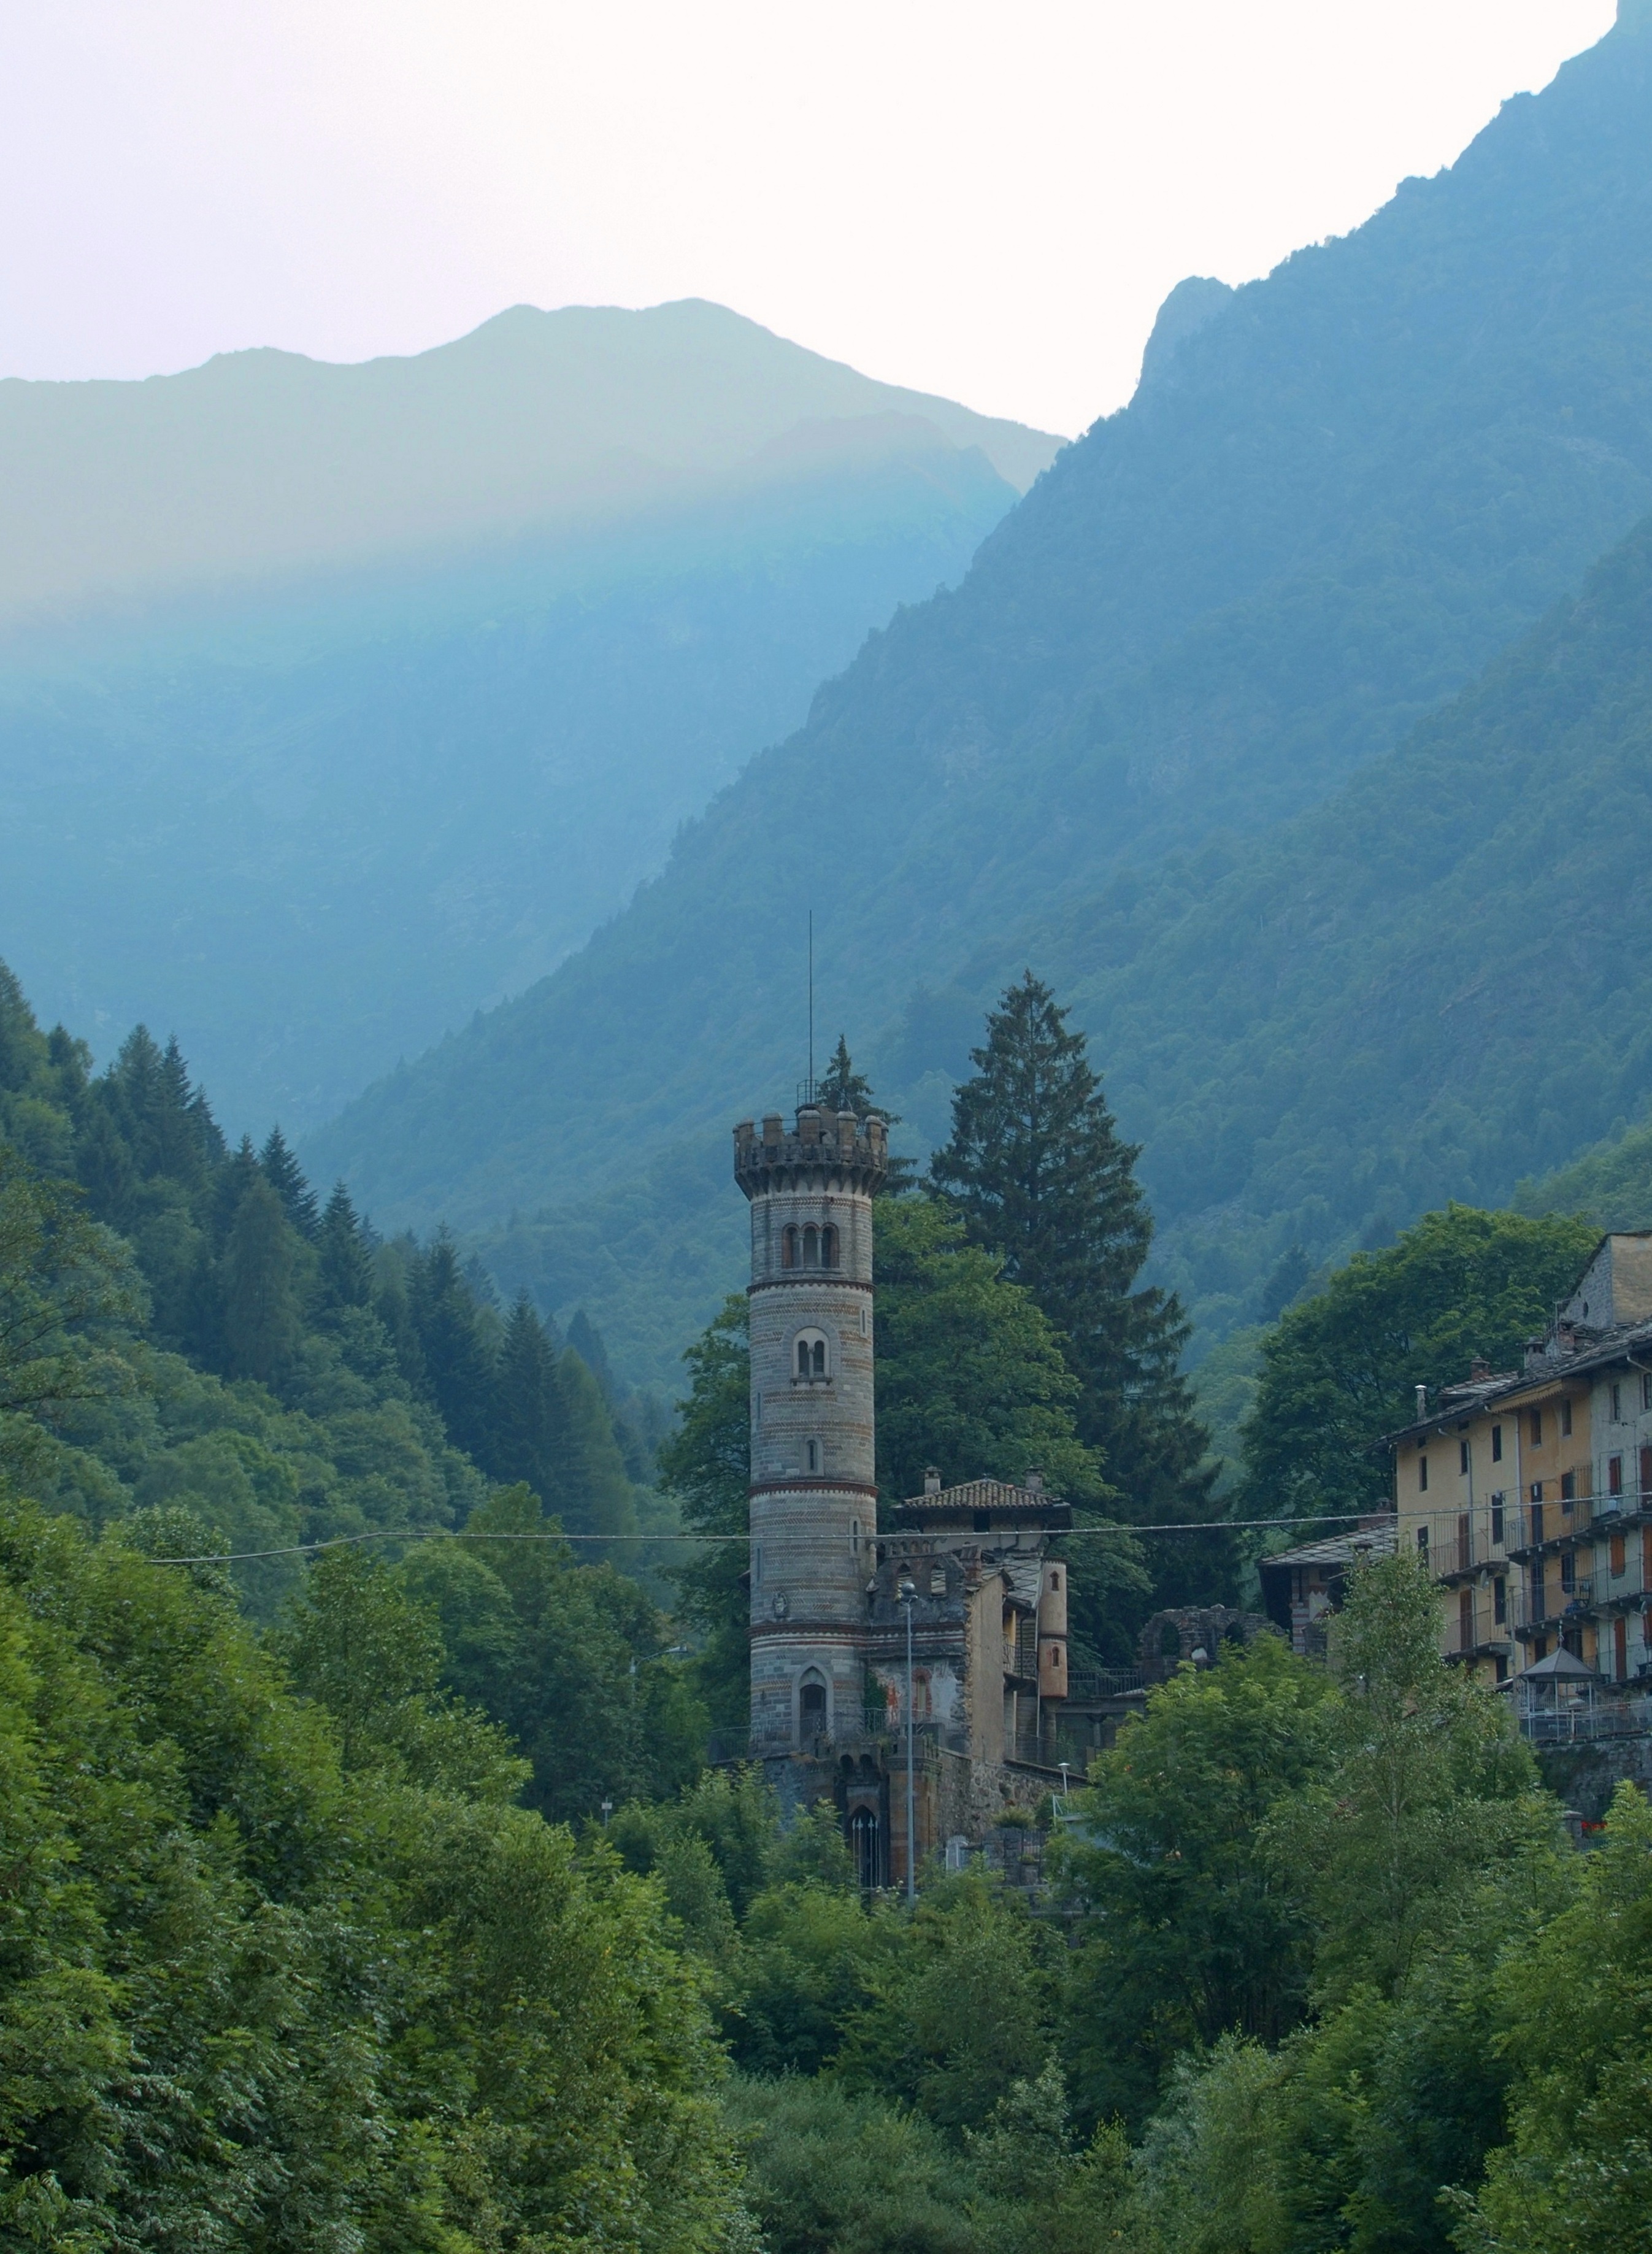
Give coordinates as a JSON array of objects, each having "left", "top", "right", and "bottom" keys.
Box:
[
  {"left": 821, "top": 1224, "right": 839, "bottom": 1270},
  {"left": 795, "top": 1329, "right": 828, "bottom": 1380},
  {"left": 851, "top": 1519, "right": 861, "bottom": 1555},
  {"left": 1562, "top": 1397, "right": 1574, "bottom": 1437},
  {"left": 1561, "top": 1549, "right": 1577, "bottom": 1594},
  {"left": 1491, "top": 1423, "right": 1504, "bottom": 1463},
  {"left": 1491, "top": 1494, "right": 1505, "bottom": 1544},
  {"left": 1416, "top": 1525, "right": 1429, "bottom": 1556},
  {"left": 1610, "top": 1530, "right": 1626, "bottom": 1578},
  {"left": 1561, "top": 1470, "right": 1576, "bottom": 1507},
  {"left": 859, "top": 1307, "right": 869, "bottom": 1336},
  {"left": 1610, "top": 1383, "right": 1622, "bottom": 1423},
  {"left": 805, "top": 1439, "right": 821, "bottom": 1474},
  {"left": 1459, "top": 1590, "right": 1473, "bottom": 1651},
  {"left": 1531, "top": 1480, "right": 1544, "bottom": 1503},
  {"left": 802, "top": 1225, "right": 820, "bottom": 1268},
  {"left": 1531, "top": 1408, "right": 1543, "bottom": 1445},
  {"left": 1610, "top": 1454, "right": 1624, "bottom": 1495},
  {"left": 781, "top": 1225, "right": 799, "bottom": 1269},
  {"left": 799, "top": 1674, "right": 827, "bottom": 1738},
  {"left": 1418, "top": 1453, "right": 1429, "bottom": 1493},
  {"left": 1459, "top": 1439, "right": 1470, "bottom": 1475},
  {"left": 1051, "top": 1572, "right": 1061, "bottom": 1592},
  {"left": 1493, "top": 1574, "right": 1507, "bottom": 1625}
]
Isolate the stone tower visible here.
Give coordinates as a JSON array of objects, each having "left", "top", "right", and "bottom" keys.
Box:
[{"left": 734, "top": 1102, "right": 888, "bottom": 1759}]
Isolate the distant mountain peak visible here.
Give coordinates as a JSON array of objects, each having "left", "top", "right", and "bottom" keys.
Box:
[{"left": 1135, "top": 277, "right": 1234, "bottom": 395}]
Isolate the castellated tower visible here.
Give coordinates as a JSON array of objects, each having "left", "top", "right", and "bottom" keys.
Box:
[{"left": 734, "top": 1102, "right": 888, "bottom": 1758}]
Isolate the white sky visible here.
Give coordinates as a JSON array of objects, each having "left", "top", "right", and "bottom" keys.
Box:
[{"left": 0, "top": 1, "right": 1619, "bottom": 436}]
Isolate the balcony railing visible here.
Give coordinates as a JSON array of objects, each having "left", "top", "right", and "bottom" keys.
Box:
[{"left": 1066, "top": 1667, "right": 1147, "bottom": 1702}]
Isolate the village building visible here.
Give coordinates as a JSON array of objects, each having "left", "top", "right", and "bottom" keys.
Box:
[
  {"left": 734, "top": 1099, "right": 1072, "bottom": 1885},
  {"left": 1383, "top": 1232, "right": 1652, "bottom": 1715}
]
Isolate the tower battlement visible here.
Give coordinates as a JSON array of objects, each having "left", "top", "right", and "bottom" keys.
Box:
[{"left": 733, "top": 1106, "right": 888, "bottom": 1199}]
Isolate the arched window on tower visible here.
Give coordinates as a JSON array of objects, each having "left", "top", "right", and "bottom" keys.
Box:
[
  {"left": 799, "top": 1671, "right": 828, "bottom": 1743},
  {"left": 781, "top": 1225, "right": 799, "bottom": 1269},
  {"left": 806, "top": 1438, "right": 821, "bottom": 1473},
  {"left": 802, "top": 1225, "right": 820, "bottom": 1267},
  {"left": 821, "top": 1224, "right": 839, "bottom": 1269},
  {"left": 795, "top": 1329, "right": 828, "bottom": 1380}
]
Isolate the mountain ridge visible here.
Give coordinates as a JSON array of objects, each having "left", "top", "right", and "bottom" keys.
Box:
[{"left": 308, "top": 2, "right": 1652, "bottom": 1265}]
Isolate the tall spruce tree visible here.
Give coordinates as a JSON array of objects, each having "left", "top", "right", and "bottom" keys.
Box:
[
  {"left": 260, "top": 1125, "right": 320, "bottom": 1240},
  {"left": 315, "top": 1181, "right": 374, "bottom": 1314},
  {"left": 929, "top": 973, "right": 1217, "bottom": 1556},
  {"left": 491, "top": 1292, "right": 563, "bottom": 1504},
  {"left": 410, "top": 1232, "right": 496, "bottom": 1463},
  {"left": 219, "top": 1172, "right": 301, "bottom": 1385}
]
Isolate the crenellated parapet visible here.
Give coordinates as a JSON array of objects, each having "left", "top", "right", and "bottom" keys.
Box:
[{"left": 733, "top": 1107, "right": 889, "bottom": 1201}]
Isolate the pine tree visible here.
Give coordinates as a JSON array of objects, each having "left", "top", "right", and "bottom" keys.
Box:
[
  {"left": 411, "top": 1232, "right": 496, "bottom": 1461},
  {"left": 929, "top": 974, "right": 1216, "bottom": 1546},
  {"left": 817, "top": 1034, "right": 879, "bottom": 1116},
  {"left": 315, "top": 1182, "right": 374, "bottom": 1314},
  {"left": 219, "top": 1172, "right": 301, "bottom": 1385},
  {"left": 490, "top": 1293, "right": 562, "bottom": 1504},
  {"left": 551, "top": 1349, "right": 639, "bottom": 1542},
  {"left": 261, "top": 1126, "right": 319, "bottom": 1240}
]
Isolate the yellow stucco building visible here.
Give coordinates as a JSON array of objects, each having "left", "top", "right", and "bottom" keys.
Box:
[{"left": 1388, "top": 1233, "right": 1652, "bottom": 1698}]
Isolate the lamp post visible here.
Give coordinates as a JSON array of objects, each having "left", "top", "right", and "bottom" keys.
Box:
[{"left": 898, "top": 1578, "right": 916, "bottom": 1902}]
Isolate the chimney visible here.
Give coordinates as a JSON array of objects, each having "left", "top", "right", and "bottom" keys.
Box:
[
  {"left": 1025, "top": 1469, "right": 1043, "bottom": 1494},
  {"left": 923, "top": 1467, "right": 942, "bottom": 1495},
  {"left": 1414, "top": 1384, "right": 1427, "bottom": 1420},
  {"left": 1470, "top": 1356, "right": 1490, "bottom": 1380}
]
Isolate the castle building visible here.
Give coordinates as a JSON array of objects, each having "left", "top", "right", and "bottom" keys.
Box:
[{"left": 733, "top": 1099, "right": 1070, "bottom": 1884}]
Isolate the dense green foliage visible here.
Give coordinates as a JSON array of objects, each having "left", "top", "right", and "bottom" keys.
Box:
[
  {"left": 312, "top": 12, "right": 1652, "bottom": 1397},
  {"left": 0, "top": 1491, "right": 742, "bottom": 2250},
  {"left": 1239, "top": 1206, "right": 1599, "bottom": 1520}
]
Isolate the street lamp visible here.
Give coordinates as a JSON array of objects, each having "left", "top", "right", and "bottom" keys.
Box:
[
  {"left": 599, "top": 1798, "right": 613, "bottom": 1828},
  {"left": 898, "top": 1577, "right": 917, "bottom": 1903}
]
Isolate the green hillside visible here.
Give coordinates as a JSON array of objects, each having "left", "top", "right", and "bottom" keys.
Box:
[{"left": 310, "top": 4, "right": 1652, "bottom": 1279}]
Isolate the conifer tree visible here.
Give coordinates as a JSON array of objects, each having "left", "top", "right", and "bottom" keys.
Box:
[
  {"left": 490, "top": 1292, "right": 562, "bottom": 1504},
  {"left": 551, "top": 1348, "right": 639, "bottom": 1541},
  {"left": 260, "top": 1125, "right": 319, "bottom": 1240},
  {"left": 818, "top": 1034, "right": 878, "bottom": 1116},
  {"left": 929, "top": 973, "right": 1215, "bottom": 1540},
  {"left": 219, "top": 1172, "right": 301, "bottom": 1384},
  {"left": 315, "top": 1182, "right": 374, "bottom": 1314},
  {"left": 411, "top": 1232, "right": 496, "bottom": 1461}
]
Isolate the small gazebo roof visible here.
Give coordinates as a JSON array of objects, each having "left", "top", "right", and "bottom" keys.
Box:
[{"left": 1515, "top": 1646, "right": 1599, "bottom": 1683}]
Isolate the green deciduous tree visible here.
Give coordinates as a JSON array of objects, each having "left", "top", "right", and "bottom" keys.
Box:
[
  {"left": 1455, "top": 1782, "right": 1652, "bottom": 2254},
  {"left": 1240, "top": 1205, "right": 1599, "bottom": 1520},
  {"left": 1056, "top": 1633, "right": 1336, "bottom": 2130}
]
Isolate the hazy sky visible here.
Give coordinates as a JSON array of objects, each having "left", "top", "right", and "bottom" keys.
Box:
[{"left": 1, "top": 1, "right": 1618, "bottom": 435}]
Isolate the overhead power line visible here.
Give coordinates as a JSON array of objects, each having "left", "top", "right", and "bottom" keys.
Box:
[{"left": 144, "top": 1512, "right": 1384, "bottom": 1567}]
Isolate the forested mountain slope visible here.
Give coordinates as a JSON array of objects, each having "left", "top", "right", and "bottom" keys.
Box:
[
  {"left": 1034, "top": 508, "right": 1652, "bottom": 1335},
  {"left": 313, "top": 4, "right": 1652, "bottom": 1256},
  {"left": 0, "top": 307, "right": 1046, "bottom": 1135}
]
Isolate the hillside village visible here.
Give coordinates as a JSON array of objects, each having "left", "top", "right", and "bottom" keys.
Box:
[{"left": 4, "top": 5, "right": 1652, "bottom": 2249}]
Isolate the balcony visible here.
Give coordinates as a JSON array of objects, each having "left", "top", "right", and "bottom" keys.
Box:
[
  {"left": 1513, "top": 1576, "right": 1595, "bottom": 1636},
  {"left": 1504, "top": 1500, "right": 1595, "bottom": 1561}
]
